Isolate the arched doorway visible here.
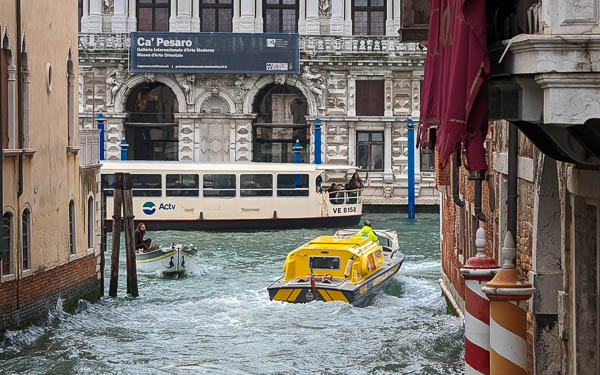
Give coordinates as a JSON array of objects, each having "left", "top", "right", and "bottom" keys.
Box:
[
  {"left": 252, "top": 84, "right": 308, "bottom": 163},
  {"left": 125, "top": 82, "right": 178, "bottom": 160}
]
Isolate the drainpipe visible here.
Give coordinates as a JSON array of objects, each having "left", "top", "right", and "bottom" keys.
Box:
[
  {"left": 507, "top": 122, "right": 518, "bottom": 252},
  {"left": 15, "top": 0, "right": 22, "bottom": 309},
  {"left": 16, "top": 0, "right": 23, "bottom": 198},
  {"left": 452, "top": 150, "right": 464, "bottom": 208},
  {"left": 470, "top": 171, "right": 487, "bottom": 222}
]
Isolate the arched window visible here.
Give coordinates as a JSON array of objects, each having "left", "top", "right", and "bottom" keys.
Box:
[
  {"left": 69, "top": 200, "right": 76, "bottom": 255},
  {"left": 2, "top": 212, "right": 13, "bottom": 276},
  {"left": 263, "top": 0, "right": 299, "bottom": 33},
  {"left": 137, "top": 0, "right": 170, "bottom": 31},
  {"left": 1, "top": 36, "right": 10, "bottom": 150},
  {"left": 352, "top": 0, "right": 386, "bottom": 35},
  {"left": 199, "top": 0, "right": 233, "bottom": 32},
  {"left": 22, "top": 208, "right": 31, "bottom": 270},
  {"left": 87, "top": 196, "right": 94, "bottom": 249}
]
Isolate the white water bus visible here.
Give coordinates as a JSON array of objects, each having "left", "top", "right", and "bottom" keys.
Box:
[{"left": 101, "top": 161, "right": 363, "bottom": 231}]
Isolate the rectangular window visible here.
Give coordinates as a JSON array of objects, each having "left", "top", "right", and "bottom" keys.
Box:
[
  {"left": 203, "top": 174, "right": 236, "bottom": 197},
  {"left": 22, "top": 210, "right": 30, "bottom": 270},
  {"left": 200, "top": 0, "right": 233, "bottom": 32},
  {"left": 137, "top": 0, "right": 170, "bottom": 32},
  {"left": 264, "top": 0, "right": 298, "bottom": 33},
  {"left": 352, "top": 0, "right": 386, "bottom": 35},
  {"left": 101, "top": 174, "right": 115, "bottom": 197},
  {"left": 240, "top": 174, "right": 273, "bottom": 197},
  {"left": 356, "top": 80, "right": 384, "bottom": 116},
  {"left": 420, "top": 151, "right": 435, "bottom": 172},
  {"left": 131, "top": 174, "right": 162, "bottom": 197},
  {"left": 277, "top": 174, "right": 309, "bottom": 196},
  {"left": 309, "top": 256, "right": 341, "bottom": 270},
  {"left": 357, "top": 131, "right": 384, "bottom": 171},
  {"left": 166, "top": 174, "right": 200, "bottom": 197}
]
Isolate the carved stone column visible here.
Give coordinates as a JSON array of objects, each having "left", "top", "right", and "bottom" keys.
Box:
[
  {"left": 393, "top": 0, "right": 401, "bottom": 35},
  {"left": 127, "top": 0, "right": 137, "bottom": 32},
  {"left": 330, "top": 0, "right": 344, "bottom": 35},
  {"left": 298, "top": 0, "right": 306, "bottom": 33},
  {"left": 305, "top": 0, "right": 320, "bottom": 35},
  {"left": 384, "top": 122, "right": 393, "bottom": 182},
  {"left": 232, "top": 0, "right": 241, "bottom": 32},
  {"left": 347, "top": 76, "right": 356, "bottom": 116},
  {"left": 88, "top": 0, "right": 103, "bottom": 33},
  {"left": 81, "top": 0, "right": 90, "bottom": 32},
  {"left": 169, "top": 0, "right": 176, "bottom": 31},
  {"left": 176, "top": 0, "right": 192, "bottom": 31},
  {"left": 112, "top": 0, "right": 128, "bottom": 32},
  {"left": 192, "top": 0, "right": 201, "bottom": 31},
  {"left": 239, "top": 0, "right": 255, "bottom": 33},
  {"left": 344, "top": 0, "right": 352, "bottom": 36},
  {"left": 385, "top": 0, "right": 395, "bottom": 36},
  {"left": 348, "top": 121, "right": 357, "bottom": 166},
  {"left": 255, "top": 0, "right": 263, "bottom": 32}
]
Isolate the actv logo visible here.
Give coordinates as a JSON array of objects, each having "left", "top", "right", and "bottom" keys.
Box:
[{"left": 142, "top": 202, "right": 156, "bottom": 215}]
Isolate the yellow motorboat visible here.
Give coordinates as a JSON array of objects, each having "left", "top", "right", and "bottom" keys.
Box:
[{"left": 267, "top": 230, "right": 405, "bottom": 306}]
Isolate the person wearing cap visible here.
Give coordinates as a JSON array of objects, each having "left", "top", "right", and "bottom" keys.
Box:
[{"left": 355, "top": 220, "right": 379, "bottom": 244}]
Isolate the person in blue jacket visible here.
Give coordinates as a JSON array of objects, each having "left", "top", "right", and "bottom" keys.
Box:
[{"left": 355, "top": 220, "right": 379, "bottom": 244}]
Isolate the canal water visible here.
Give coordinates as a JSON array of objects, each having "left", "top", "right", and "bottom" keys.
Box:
[{"left": 0, "top": 213, "right": 464, "bottom": 374}]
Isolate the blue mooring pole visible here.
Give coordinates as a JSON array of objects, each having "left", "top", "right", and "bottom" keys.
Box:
[
  {"left": 314, "top": 118, "right": 322, "bottom": 165},
  {"left": 407, "top": 118, "right": 416, "bottom": 219},
  {"left": 292, "top": 139, "right": 302, "bottom": 185},
  {"left": 120, "top": 139, "right": 129, "bottom": 160},
  {"left": 97, "top": 113, "right": 105, "bottom": 161}
]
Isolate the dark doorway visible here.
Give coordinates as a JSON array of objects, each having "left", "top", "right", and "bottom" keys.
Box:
[
  {"left": 125, "top": 82, "right": 178, "bottom": 160},
  {"left": 252, "top": 84, "right": 308, "bottom": 163}
]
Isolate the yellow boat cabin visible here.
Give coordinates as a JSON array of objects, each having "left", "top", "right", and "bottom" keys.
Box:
[{"left": 267, "top": 233, "right": 405, "bottom": 306}]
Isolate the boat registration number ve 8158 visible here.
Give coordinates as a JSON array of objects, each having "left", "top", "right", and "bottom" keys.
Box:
[{"left": 332, "top": 206, "right": 357, "bottom": 214}]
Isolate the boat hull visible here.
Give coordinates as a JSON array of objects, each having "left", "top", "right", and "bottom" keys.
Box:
[
  {"left": 136, "top": 247, "right": 196, "bottom": 276},
  {"left": 106, "top": 214, "right": 361, "bottom": 232},
  {"left": 267, "top": 255, "right": 405, "bottom": 306}
]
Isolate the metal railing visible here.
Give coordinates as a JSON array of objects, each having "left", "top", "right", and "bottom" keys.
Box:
[{"left": 325, "top": 189, "right": 363, "bottom": 205}]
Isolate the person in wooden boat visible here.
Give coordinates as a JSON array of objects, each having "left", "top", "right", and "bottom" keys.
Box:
[
  {"left": 135, "top": 223, "right": 158, "bottom": 252},
  {"left": 355, "top": 220, "right": 379, "bottom": 244}
]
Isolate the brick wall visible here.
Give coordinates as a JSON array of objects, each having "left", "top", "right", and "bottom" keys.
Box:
[{"left": 0, "top": 254, "right": 100, "bottom": 333}]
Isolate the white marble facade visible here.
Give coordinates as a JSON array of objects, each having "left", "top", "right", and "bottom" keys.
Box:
[{"left": 78, "top": 0, "right": 437, "bottom": 205}]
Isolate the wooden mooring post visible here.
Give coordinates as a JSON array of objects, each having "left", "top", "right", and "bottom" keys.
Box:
[{"left": 108, "top": 172, "right": 138, "bottom": 297}]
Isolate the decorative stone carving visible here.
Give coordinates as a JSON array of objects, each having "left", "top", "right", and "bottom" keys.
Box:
[
  {"left": 302, "top": 66, "right": 327, "bottom": 109},
  {"left": 103, "top": 0, "right": 114, "bottom": 15},
  {"left": 274, "top": 74, "right": 287, "bottom": 85},
  {"left": 176, "top": 74, "right": 195, "bottom": 105},
  {"left": 200, "top": 89, "right": 230, "bottom": 114},
  {"left": 106, "top": 63, "right": 128, "bottom": 105},
  {"left": 234, "top": 74, "right": 251, "bottom": 111},
  {"left": 319, "top": 0, "right": 332, "bottom": 17}
]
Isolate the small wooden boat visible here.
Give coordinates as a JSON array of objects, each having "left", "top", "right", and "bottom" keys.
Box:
[
  {"left": 136, "top": 244, "right": 198, "bottom": 276},
  {"left": 267, "top": 230, "right": 405, "bottom": 306}
]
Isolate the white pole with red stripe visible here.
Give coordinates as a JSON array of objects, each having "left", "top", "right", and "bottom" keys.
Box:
[{"left": 460, "top": 227, "right": 499, "bottom": 374}]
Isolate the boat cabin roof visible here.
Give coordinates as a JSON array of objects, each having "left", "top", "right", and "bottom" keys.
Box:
[
  {"left": 101, "top": 160, "right": 354, "bottom": 175},
  {"left": 295, "top": 236, "right": 377, "bottom": 256}
]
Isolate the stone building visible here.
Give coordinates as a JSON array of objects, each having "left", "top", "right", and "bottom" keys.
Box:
[
  {"left": 1, "top": 0, "right": 102, "bottom": 333},
  {"left": 77, "top": 0, "right": 437, "bottom": 206},
  {"left": 437, "top": 1, "right": 600, "bottom": 374}
]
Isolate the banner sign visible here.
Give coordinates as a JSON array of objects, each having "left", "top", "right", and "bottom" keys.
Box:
[{"left": 130, "top": 32, "right": 299, "bottom": 75}]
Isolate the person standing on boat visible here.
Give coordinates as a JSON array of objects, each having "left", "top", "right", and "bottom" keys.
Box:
[
  {"left": 356, "top": 220, "right": 379, "bottom": 244},
  {"left": 348, "top": 172, "right": 363, "bottom": 190},
  {"left": 135, "top": 223, "right": 155, "bottom": 251}
]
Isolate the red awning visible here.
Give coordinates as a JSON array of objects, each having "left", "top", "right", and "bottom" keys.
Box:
[{"left": 419, "top": 0, "right": 489, "bottom": 172}]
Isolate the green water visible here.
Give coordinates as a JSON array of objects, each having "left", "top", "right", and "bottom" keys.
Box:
[{"left": 0, "top": 213, "right": 464, "bottom": 374}]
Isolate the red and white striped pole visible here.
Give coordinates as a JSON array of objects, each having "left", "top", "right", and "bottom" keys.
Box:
[
  {"left": 460, "top": 227, "right": 499, "bottom": 374},
  {"left": 482, "top": 232, "right": 535, "bottom": 375}
]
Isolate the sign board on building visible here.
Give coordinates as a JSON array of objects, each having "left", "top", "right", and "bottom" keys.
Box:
[{"left": 130, "top": 32, "right": 299, "bottom": 75}]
